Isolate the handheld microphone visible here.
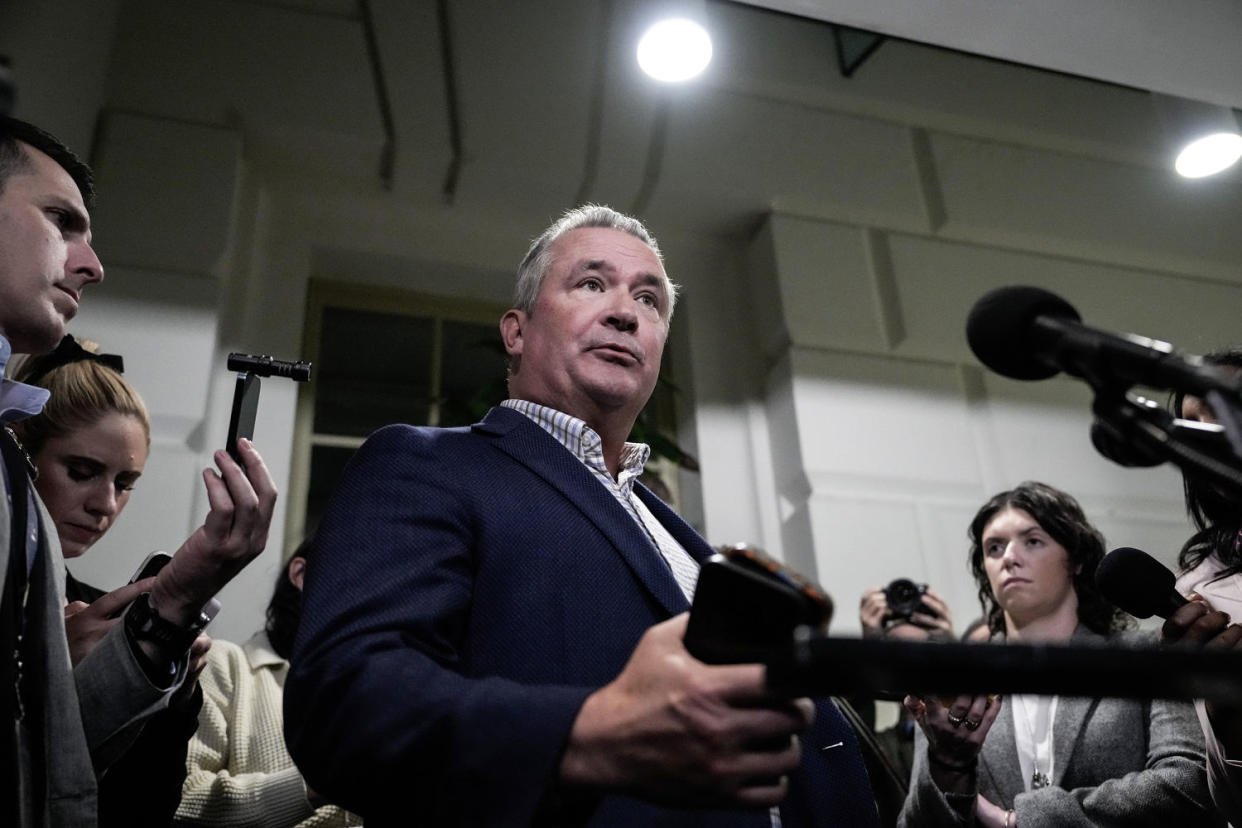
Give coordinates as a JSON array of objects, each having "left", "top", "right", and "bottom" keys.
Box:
[
  {"left": 1095, "top": 546, "right": 1188, "bottom": 620},
  {"left": 966, "top": 285, "right": 1240, "bottom": 396},
  {"left": 227, "top": 353, "right": 312, "bottom": 382}
]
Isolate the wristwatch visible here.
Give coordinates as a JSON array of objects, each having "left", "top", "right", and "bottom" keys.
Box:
[{"left": 124, "top": 592, "right": 208, "bottom": 655}]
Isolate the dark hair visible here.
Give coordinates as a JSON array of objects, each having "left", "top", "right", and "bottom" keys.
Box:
[
  {"left": 0, "top": 116, "right": 95, "bottom": 208},
  {"left": 967, "top": 481, "right": 1127, "bottom": 636},
  {"left": 1171, "top": 347, "right": 1242, "bottom": 575},
  {"left": 265, "top": 537, "right": 311, "bottom": 661}
]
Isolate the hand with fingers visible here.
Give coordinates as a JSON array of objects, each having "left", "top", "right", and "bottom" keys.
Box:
[
  {"left": 148, "top": 439, "right": 278, "bottom": 628},
  {"left": 1161, "top": 596, "right": 1242, "bottom": 649},
  {"left": 862, "top": 584, "right": 956, "bottom": 640},
  {"left": 170, "top": 632, "right": 212, "bottom": 710},
  {"left": 64, "top": 576, "right": 158, "bottom": 666},
  {"left": 904, "top": 692, "right": 1003, "bottom": 793},
  {"left": 908, "top": 588, "right": 955, "bottom": 639},
  {"left": 975, "top": 792, "right": 1015, "bottom": 828},
  {"left": 859, "top": 587, "right": 890, "bottom": 638},
  {"left": 1162, "top": 596, "right": 1242, "bottom": 758},
  {"left": 561, "top": 613, "right": 814, "bottom": 809}
]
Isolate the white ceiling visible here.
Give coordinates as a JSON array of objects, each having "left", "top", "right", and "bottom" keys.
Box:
[
  {"left": 737, "top": 0, "right": 1242, "bottom": 110},
  {"left": 16, "top": 0, "right": 1236, "bottom": 259}
]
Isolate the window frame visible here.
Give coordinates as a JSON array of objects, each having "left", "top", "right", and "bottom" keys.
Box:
[{"left": 285, "top": 278, "right": 508, "bottom": 549}]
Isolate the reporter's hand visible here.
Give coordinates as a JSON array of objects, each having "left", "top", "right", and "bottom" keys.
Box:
[
  {"left": 976, "top": 794, "right": 1011, "bottom": 828},
  {"left": 904, "top": 692, "right": 1002, "bottom": 793},
  {"left": 171, "top": 632, "right": 212, "bottom": 710},
  {"left": 560, "top": 613, "right": 812, "bottom": 809},
  {"left": 150, "top": 439, "right": 278, "bottom": 625},
  {"left": 1161, "top": 598, "right": 1242, "bottom": 648},
  {"left": 859, "top": 587, "right": 889, "bottom": 638},
  {"left": 63, "top": 577, "right": 156, "bottom": 666},
  {"left": 908, "top": 588, "right": 955, "bottom": 638},
  {"left": 1162, "top": 598, "right": 1242, "bottom": 754}
]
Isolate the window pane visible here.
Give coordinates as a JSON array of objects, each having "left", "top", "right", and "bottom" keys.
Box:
[
  {"left": 314, "top": 307, "right": 434, "bottom": 436},
  {"left": 439, "top": 320, "right": 508, "bottom": 427},
  {"left": 304, "top": 445, "right": 358, "bottom": 536}
]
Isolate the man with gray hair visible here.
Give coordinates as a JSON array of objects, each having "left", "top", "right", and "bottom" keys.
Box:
[{"left": 287, "top": 205, "right": 879, "bottom": 827}]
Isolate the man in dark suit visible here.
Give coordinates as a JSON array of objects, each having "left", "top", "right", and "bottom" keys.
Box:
[{"left": 285, "top": 205, "right": 879, "bottom": 827}]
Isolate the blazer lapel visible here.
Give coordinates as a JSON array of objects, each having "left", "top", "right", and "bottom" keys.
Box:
[
  {"left": 635, "top": 483, "right": 717, "bottom": 565},
  {"left": 1051, "top": 694, "right": 1095, "bottom": 787},
  {"left": 475, "top": 407, "right": 689, "bottom": 617},
  {"left": 980, "top": 695, "right": 1026, "bottom": 807},
  {"left": 1051, "top": 626, "right": 1107, "bottom": 786}
]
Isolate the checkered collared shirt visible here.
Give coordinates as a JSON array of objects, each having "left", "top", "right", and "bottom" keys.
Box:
[{"left": 501, "top": 399, "right": 699, "bottom": 601}]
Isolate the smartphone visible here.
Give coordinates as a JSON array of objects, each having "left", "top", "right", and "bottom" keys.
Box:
[
  {"left": 129, "top": 550, "right": 172, "bottom": 584},
  {"left": 117, "top": 551, "right": 223, "bottom": 630},
  {"left": 226, "top": 372, "right": 261, "bottom": 463},
  {"left": 107, "top": 551, "right": 173, "bottom": 618}
]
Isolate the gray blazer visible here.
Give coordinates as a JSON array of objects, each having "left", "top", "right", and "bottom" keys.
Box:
[
  {"left": 0, "top": 477, "right": 183, "bottom": 826},
  {"left": 897, "top": 628, "right": 1222, "bottom": 828}
]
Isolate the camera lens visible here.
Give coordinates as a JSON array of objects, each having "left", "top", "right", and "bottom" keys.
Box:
[{"left": 884, "top": 578, "right": 927, "bottom": 619}]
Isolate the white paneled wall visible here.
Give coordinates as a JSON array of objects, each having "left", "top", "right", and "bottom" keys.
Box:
[{"left": 712, "top": 201, "right": 1234, "bottom": 637}]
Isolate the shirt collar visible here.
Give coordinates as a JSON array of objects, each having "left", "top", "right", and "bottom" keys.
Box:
[
  {"left": 243, "top": 631, "right": 287, "bottom": 671},
  {"left": 501, "top": 399, "right": 650, "bottom": 492},
  {"left": 0, "top": 335, "right": 50, "bottom": 424}
]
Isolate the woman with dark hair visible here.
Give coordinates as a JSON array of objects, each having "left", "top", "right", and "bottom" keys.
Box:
[
  {"left": 965, "top": 481, "right": 1127, "bottom": 641},
  {"left": 898, "top": 481, "right": 1217, "bottom": 828},
  {"left": 1163, "top": 347, "right": 1242, "bottom": 824},
  {"left": 1170, "top": 347, "right": 1242, "bottom": 581},
  {"left": 175, "top": 542, "right": 360, "bottom": 827}
]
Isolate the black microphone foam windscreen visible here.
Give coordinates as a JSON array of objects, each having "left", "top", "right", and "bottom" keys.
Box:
[
  {"left": 1095, "top": 546, "right": 1185, "bottom": 619},
  {"left": 965, "top": 285, "right": 1080, "bottom": 381}
]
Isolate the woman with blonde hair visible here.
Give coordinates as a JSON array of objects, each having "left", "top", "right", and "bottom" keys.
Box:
[{"left": 13, "top": 335, "right": 209, "bottom": 826}]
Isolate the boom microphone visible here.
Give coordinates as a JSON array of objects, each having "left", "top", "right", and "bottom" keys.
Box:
[
  {"left": 966, "top": 285, "right": 1240, "bottom": 396},
  {"left": 1095, "top": 546, "right": 1188, "bottom": 620}
]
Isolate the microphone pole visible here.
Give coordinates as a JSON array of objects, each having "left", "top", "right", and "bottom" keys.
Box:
[
  {"left": 967, "top": 285, "right": 1242, "bottom": 490},
  {"left": 1090, "top": 390, "right": 1242, "bottom": 496}
]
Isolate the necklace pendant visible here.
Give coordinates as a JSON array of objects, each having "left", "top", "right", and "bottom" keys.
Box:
[{"left": 1031, "top": 770, "right": 1051, "bottom": 789}]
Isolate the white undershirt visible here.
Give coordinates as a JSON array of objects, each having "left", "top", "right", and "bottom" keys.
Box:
[{"left": 1012, "top": 694, "right": 1058, "bottom": 791}]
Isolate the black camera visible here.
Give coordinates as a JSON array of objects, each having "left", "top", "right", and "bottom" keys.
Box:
[{"left": 884, "top": 578, "right": 930, "bottom": 621}]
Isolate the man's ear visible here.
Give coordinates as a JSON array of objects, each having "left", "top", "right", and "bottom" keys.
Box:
[
  {"left": 500, "top": 309, "right": 525, "bottom": 357},
  {"left": 288, "top": 556, "right": 308, "bottom": 592}
]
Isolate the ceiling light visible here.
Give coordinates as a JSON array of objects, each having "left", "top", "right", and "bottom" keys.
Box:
[
  {"left": 1174, "top": 132, "right": 1242, "bottom": 179},
  {"left": 637, "top": 17, "right": 712, "bottom": 83},
  {"left": 1152, "top": 93, "right": 1242, "bottom": 179}
]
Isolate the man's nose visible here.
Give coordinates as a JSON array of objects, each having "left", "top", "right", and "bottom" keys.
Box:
[
  {"left": 604, "top": 299, "right": 638, "bottom": 333},
  {"left": 68, "top": 240, "right": 104, "bottom": 285}
]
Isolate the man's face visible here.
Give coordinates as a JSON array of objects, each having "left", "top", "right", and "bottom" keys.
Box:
[
  {"left": 502, "top": 227, "right": 669, "bottom": 421},
  {"left": 0, "top": 142, "right": 103, "bottom": 353}
]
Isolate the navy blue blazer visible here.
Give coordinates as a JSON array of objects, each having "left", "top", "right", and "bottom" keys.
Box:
[{"left": 286, "top": 406, "right": 878, "bottom": 827}]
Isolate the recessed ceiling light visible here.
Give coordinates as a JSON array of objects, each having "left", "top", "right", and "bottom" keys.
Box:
[
  {"left": 1175, "top": 132, "right": 1242, "bottom": 178},
  {"left": 637, "top": 17, "right": 712, "bottom": 83}
]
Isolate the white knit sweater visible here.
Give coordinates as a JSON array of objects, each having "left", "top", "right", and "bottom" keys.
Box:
[{"left": 174, "top": 633, "right": 361, "bottom": 827}]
